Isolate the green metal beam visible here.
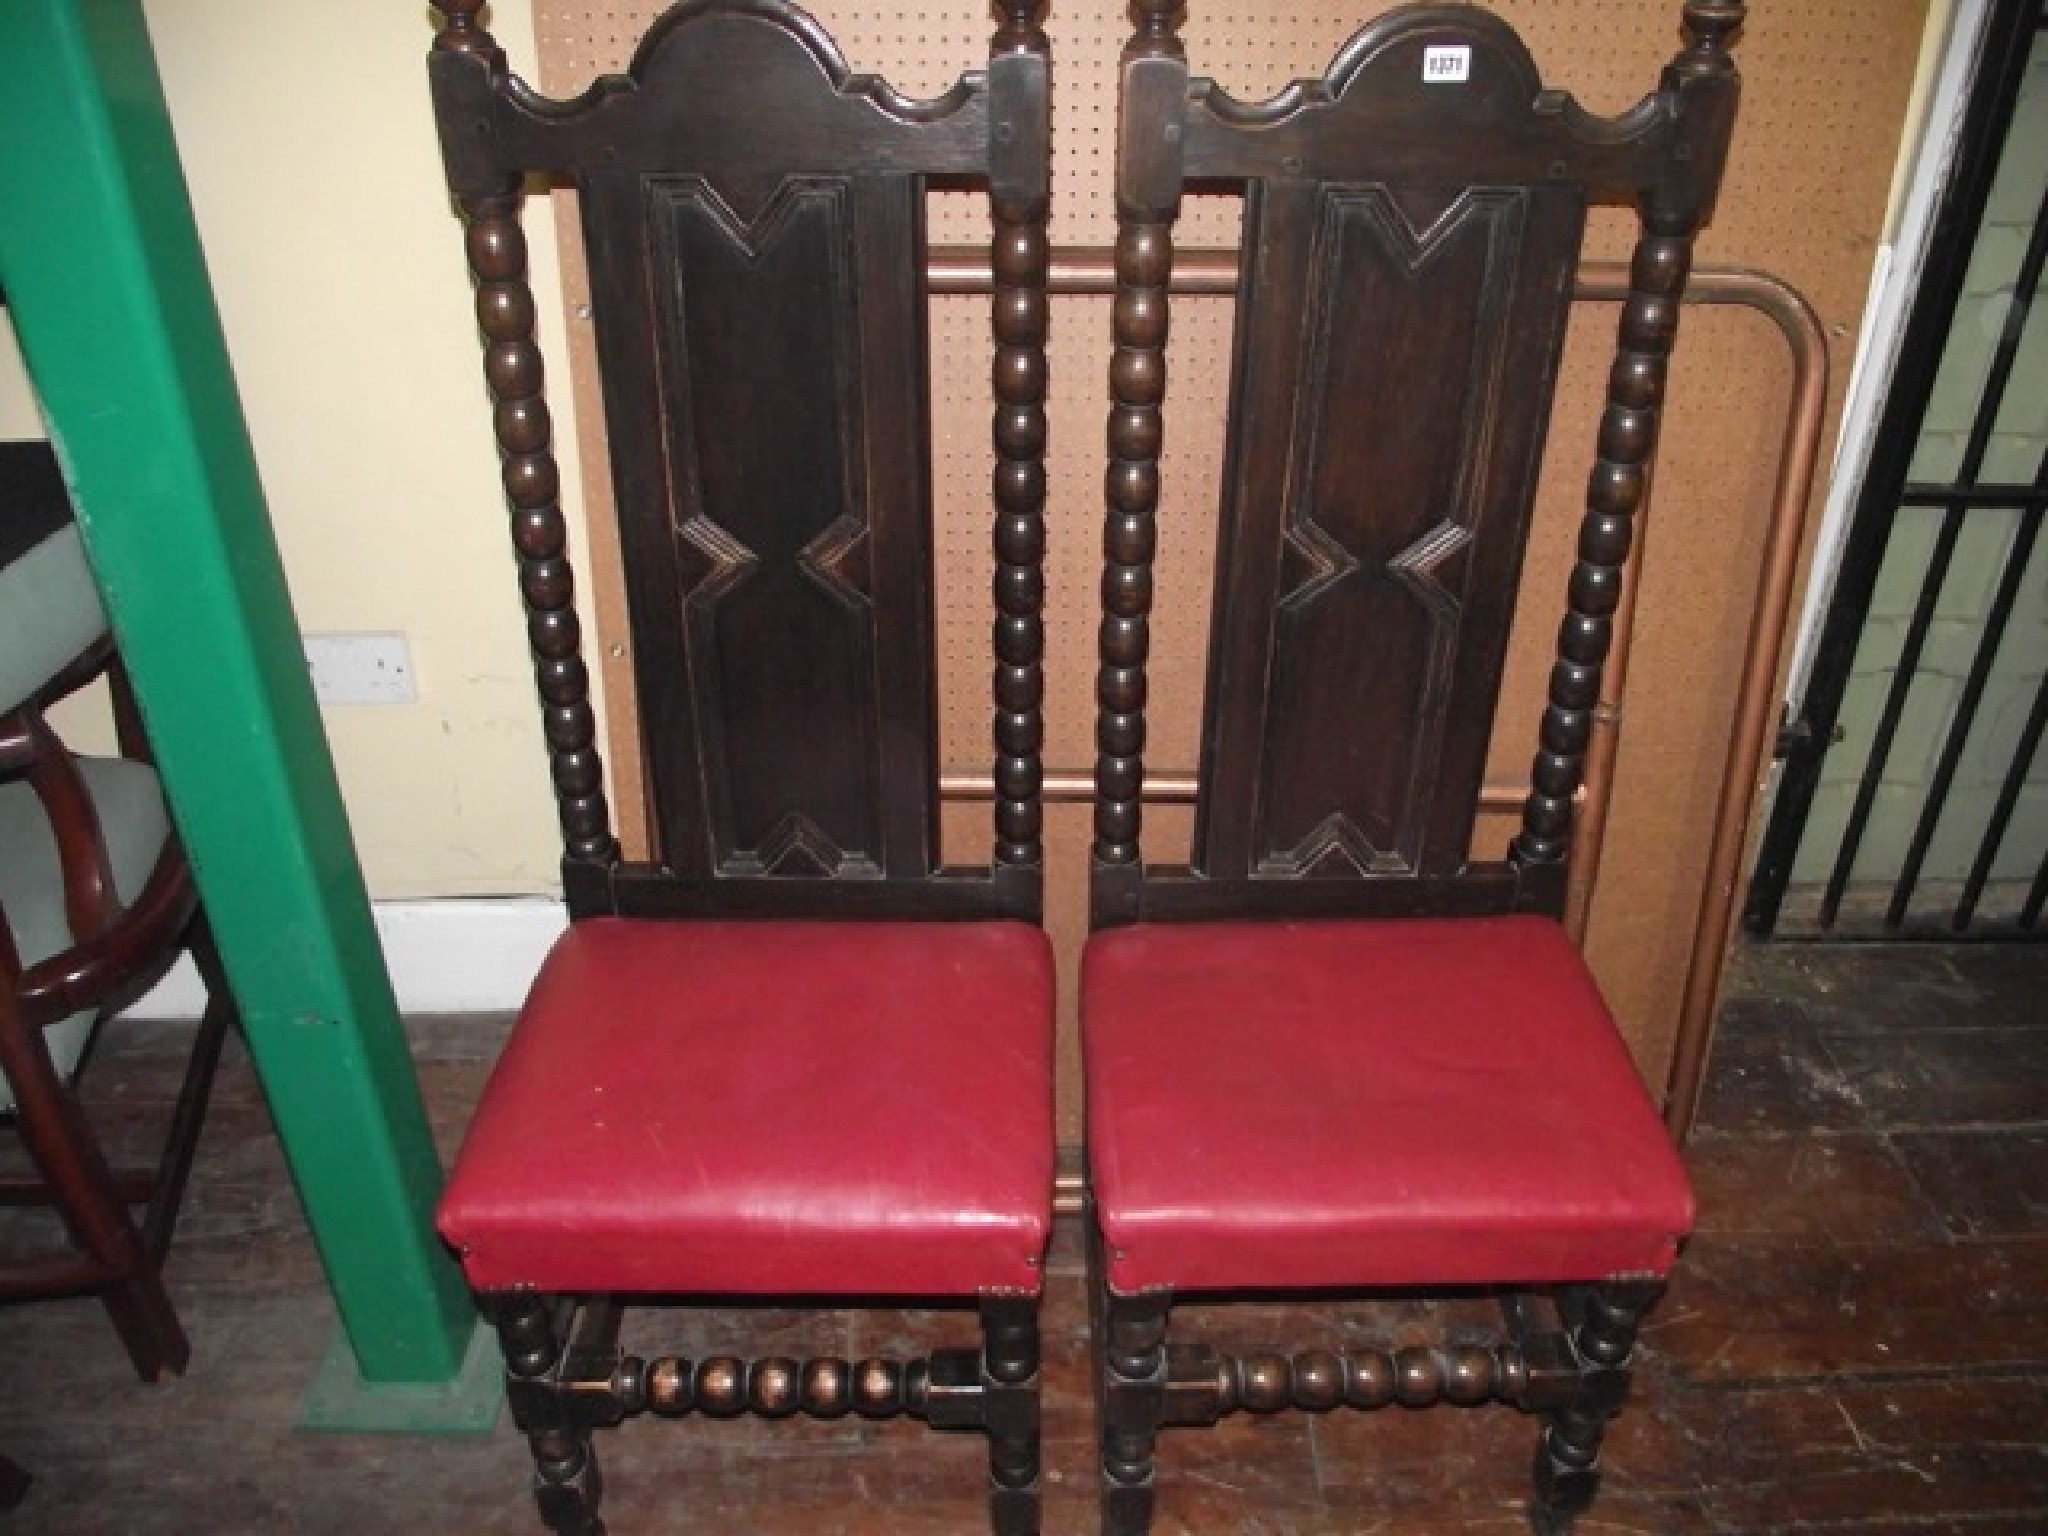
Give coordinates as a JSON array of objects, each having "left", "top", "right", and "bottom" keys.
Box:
[{"left": 0, "top": 0, "right": 476, "bottom": 1389}]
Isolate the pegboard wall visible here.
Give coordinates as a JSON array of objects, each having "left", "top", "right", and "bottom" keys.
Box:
[{"left": 531, "top": 0, "right": 1929, "bottom": 1136}]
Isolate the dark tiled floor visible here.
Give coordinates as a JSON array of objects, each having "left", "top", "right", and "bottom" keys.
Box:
[{"left": 2, "top": 941, "right": 2045, "bottom": 1532}]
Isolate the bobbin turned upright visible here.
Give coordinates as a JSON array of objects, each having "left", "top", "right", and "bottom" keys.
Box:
[
  {"left": 1083, "top": 3, "right": 1741, "bottom": 1531},
  {"left": 423, "top": 3, "right": 1056, "bottom": 1531}
]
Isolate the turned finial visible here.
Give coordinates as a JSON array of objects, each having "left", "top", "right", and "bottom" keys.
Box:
[
  {"left": 432, "top": 0, "right": 502, "bottom": 60},
  {"left": 993, "top": 0, "right": 1049, "bottom": 54},
  {"left": 1674, "top": 1, "right": 1745, "bottom": 76},
  {"left": 1129, "top": 0, "right": 1187, "bottom": 55}
]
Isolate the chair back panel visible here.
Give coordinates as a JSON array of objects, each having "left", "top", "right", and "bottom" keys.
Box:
[
  {"left": 1094, "top": 2, "right": 1741, "bottom": 927},
  {"left": 1197, "top": 179, "right": 1583, "bottom": 887},
  {"left": 432, "top": 0, "right": 1049, "bottom": 921},
  {"left": 580, "top": 167, "right": 936, "bottom": 889}
]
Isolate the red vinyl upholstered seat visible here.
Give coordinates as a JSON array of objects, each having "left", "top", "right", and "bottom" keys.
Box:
[
  {"left": 440, "top": 917, "right": 1057, "bottom": 1298},
  {"left": 1085, "top": 916, "right": 1694, "bottom": 1295}
]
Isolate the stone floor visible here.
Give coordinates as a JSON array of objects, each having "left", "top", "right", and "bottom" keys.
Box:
[{"left": 1, "top": 940, "right": 2045, "bottom": 1532}]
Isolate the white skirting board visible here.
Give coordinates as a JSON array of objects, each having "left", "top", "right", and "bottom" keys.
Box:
[{"left": 125, "top": 898, "right": 569, "bottom": 1020}]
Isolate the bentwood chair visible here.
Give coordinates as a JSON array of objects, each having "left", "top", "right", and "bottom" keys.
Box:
[
  {"left": 424, "top": 3, "right": 1056, "bottom": 1532},
  {"left": 1084, "top": 3, "right": 1740, "bottom": 1531},
  {"left": 0, "top": 438, "right": 237, "bottom": 1383}
]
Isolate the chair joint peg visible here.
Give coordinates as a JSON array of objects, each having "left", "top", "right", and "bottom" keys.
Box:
[
  {"left": 564, "top": 1369, "right": 632, "bottom": 1431},
  {"left": 924, "top": 1347, "right": 988, "bottom": 1430},
  {"left": 1568, "top": 1363, "right": 1635, "bottom": 1419},
  {"left": 1161, "top": 1342, "right": 1227, "bottom": 1424},
  {"left": 981, "top": 1372, "right": 1041, "bottom": 1442},
  {"left": 1515, "top": 1335, "right": 1585, "bottom": 1414},
  {"left": 504, "top": 1372, "right": 568, "bottom": 1433},
  {"left": 504, "top": 1354, "right": 630, "bottom": 1434},
  {"left": 1103, "top": 1369, "right": 1167, "bottom": 1436}
]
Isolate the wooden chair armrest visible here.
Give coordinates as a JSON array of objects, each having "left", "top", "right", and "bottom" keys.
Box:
[
  {"left": 26, "top": 632, "right": 117, "bottom": 717},
  {"left": 20, "top": 633, "right": 152, "bottom": 769},
  {"left": 14, "top": 843, "right": 194, "bottom": 1026},
  {"left": 0, "top": 701, "right": 122, "bottom": 950}
]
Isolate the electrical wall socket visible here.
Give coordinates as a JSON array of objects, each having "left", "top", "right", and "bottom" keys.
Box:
[{"left": 304, "top": 632, "right": 417, "bottom": 705}]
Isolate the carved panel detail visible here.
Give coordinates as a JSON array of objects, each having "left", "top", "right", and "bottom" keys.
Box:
[
  {"left": 747, "top": 810, "right": 880, "bottom": 879},
  {"left": 798, "top": 514, "right": 874, "bottom": 608},
  {"left": 1253, "top": 185, "right": 1530, "bottom": 878},
  {"left": 1385, "top": 519, "right": 1474, "bottom": 628},
  {"left": 646, "top": 174, "right": 882, "bottom": 879},
  {"left": 676, "top": 514, "right": 760, "bottom": 606},
  {"left": 1278, "top": 517, "right": 1361, "bottom": 613}
]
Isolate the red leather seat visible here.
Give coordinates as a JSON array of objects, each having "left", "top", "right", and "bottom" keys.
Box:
[
  {"left": 1084, "top": 916, "right": 1693, "bottom": 1296},
  {"left": 441, "top": 917, "right": 1056, "bottom": 1297}
]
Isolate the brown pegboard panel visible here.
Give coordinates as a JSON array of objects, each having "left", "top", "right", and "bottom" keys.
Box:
[
  {"left": 931, "top": 289, "right": 990, "bottom": 793},
  {"left": 530, "top": 1, "right": 1929, "bottom": 1121},
  {"left": 533, "top": 3, "right": 983, "bottom": 93}
]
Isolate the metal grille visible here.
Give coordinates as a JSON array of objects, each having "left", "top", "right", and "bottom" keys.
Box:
[{"left": 1750, "top": 0, "right": 2048, "bottom": 939}]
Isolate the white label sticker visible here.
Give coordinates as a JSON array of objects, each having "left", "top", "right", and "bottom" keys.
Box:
[{"left": 1423, "top": 45, "right": 1471, "bottom": 84}]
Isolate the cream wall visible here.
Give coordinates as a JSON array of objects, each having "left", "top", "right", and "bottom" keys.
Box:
[
  {"left": 1885, "top": 0, "right": 1964, "bottom": 238},
  {"left": 142, "top": 1, "right": 588, "bottom": 897},
  {"left": 0, "top": 314, "right": 39, "bottom": 439},
  {"left": 5, "top": 4, "right": 586, "bottom": 899}
]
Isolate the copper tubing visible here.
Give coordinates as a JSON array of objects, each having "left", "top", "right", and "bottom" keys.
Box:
[
  {"left": 1654, "top": 269, "right": 1830, "bottom": 1138},
  {"left": 939, "top": 771, "right": 1524, "bottom": 813},
  {"left": 1570, "top": 265, "right": 1831, "bottom": 1137},
  {"left": 939, "top": 771, "right": 1190, "bottom": 804},
  {"left": 928, "top": 246, "right": 1242, "bottom": 295},
  {"left": 929, "top": 247, "right": 1830, "bottom": 1140}
]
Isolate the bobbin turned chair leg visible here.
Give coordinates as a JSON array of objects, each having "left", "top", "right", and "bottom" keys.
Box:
[
  {"left": 981, "top": 1297, "right": 1044, "bottom": 1536},
  {"left": 1528, "top": 1282, "right": 1660, "bottom": 1535},
  {"left": 1099, "top": 1289, "right": 1170, "bottom": 1536},
  {"left": 494, "top": 1291, "right": 607, "bottom": 1536}
]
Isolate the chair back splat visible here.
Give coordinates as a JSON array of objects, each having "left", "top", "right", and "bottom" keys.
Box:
[
  {"left": 1084, "top": 4, "right": 1739, "bottom": 1532},
  {"left": 425, "top": 4, "right": 1055, "bottom": 1533}
]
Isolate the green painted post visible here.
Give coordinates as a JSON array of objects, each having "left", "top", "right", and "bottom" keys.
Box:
[{"left": 0, "top": 0, "right": 485, "bottom": 1408}]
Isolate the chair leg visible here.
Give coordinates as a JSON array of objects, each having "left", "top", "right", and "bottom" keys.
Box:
[
  {"left": 1098, "top": 1286, "right": 1170, "bottom": 1536},
  {"left": 0, "top": 991, "right": 186, "bottom": 1379},
  {"left": 494, "top": 1291, "right": 606, "bottom": 1536},
  {"left": 140, "top": 913, "right": 238, "bottom": 1261},
  {"left": 980, "top": 1296, "right": 1042, "bottom": 1536},
  {"left": 1529, "top": 1281, "right": 1659, "bottom": 1536},
  {"left": 96, "top": 1261, "right": 188, "bottom": 1382}
]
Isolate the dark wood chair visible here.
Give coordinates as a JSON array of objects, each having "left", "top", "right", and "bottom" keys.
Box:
[
  {"left": 424, "top": 3, "right": 1055, "bottom": 1532},
  {"left": 0, "top": 438, "right": 238, "bottom": 1383},
  {"left": 1084, "top": 3, "right": 1742, "bottom": 1531}
]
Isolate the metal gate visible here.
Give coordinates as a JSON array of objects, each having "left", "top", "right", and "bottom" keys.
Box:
[{"left": 1748, "top": 0, "right": 2048, "bottom": 940}]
